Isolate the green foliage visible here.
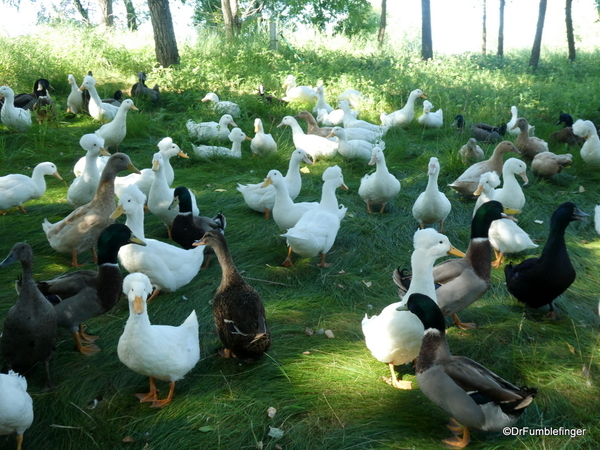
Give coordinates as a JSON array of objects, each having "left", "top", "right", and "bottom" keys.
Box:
[{"left": 0, "top": 23, "right": 599, "bottom": 450}]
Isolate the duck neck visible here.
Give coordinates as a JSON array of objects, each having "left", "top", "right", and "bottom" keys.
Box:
[
  {"left": 82, "top": 152, "right": 100, "bottom": 181},
  {"left": 406, "top": 249, "right": 438, "bottom": 301},
  {"left": 230, "top": 139, "right": 243, "bottom": 158},
  {"left": 540, "top": 220, "right": 568, "bottom": 260},
  {"left": 96, "top": 264, "right": 123, "bottom": 311},
  {"left": 466, "top": 238, "right": 491, "bottom": 280},
  {"left": 318, "top": 179, "right": 340, "bottom": 212},
  {"left": 160, "top": 152, "right": 176, "bottom": 185},
  {"left": 124, "top": 207, "right": 146, "bottom": 240},
  {"left": 86, "top": 84, "right": 103, "bottom": 107},
  {"left": 288, "top": 119, "right": 304, "bottom": 135},
  {"left": 92, "top": 167, "right": 117, "bottom": 207},
  {"left": 272, "top": 181, "right": 293, "bottom": 209},
  {"left": 212, "top": 239, "right": 245, "bottom": 290},
  {"left": 424, "top": 170, "right": 439, "bottom": 194},
  {"left": 31, "top": 166, "right": 49, "bottom": 197},
  {"left": 416, "top": 328, "right": 450, "bottom": 373}
]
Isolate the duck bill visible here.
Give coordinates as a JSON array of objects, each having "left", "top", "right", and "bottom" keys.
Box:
[
  {"left": 177, "top": 151, "right": 189, "bottom": 159},
  {"left": 448, "top": 245, "right": 466, "bottom": 258},
  {"left": 325, "top": 131, "right": 335, "bottom": 139},
  {"left": 129, "top": 235, "right": 147, "bottom": 246},
  {"left": 340, "top": 183, "right": 349, "bottom": 191},
  {"left": 245, "top": 136, "right": 252, "bottom": 141},
  {"left": 133, "top": 295, "right": 145, "bottom": 314},
  {"left": 420, "top": 93, "right": 427, "bottom": 99},
  {"left": 519, "top": 172, "right": 529, "bottom": 185},
  {"left": 261, "top": 178, "right": 273, "bottom": 188},
  {"left": 572, "top": 207, "right": 589, "bottom": 221},
  {"left": 230, "top": 120, "right": 239, "bottom": 127},
  {"left": 473, "top": 184, "right": 484, "bottom": 196},
  {"left": 396, "top": 303, "right": 408, "bottom": 312},
  {"left": 100, "top": 147, "right": 111, "bottom": 156},
  {"left": 368, "top": 154, "right": 377, "bottom": 166},
  {"left": 127, "top": 163, "right": 141, "bottom": 174},
  {"left": 0, "top": 251, "right": 17, "bottom": 268},
  {"left": 168, "top": 197, "right": 179, "bottom": 210},
  {"left": 53, "top": 171, "right": 63, "bottom": 181},
  {"left": 131, "top": 105, "right": 139, "bottom": 111},
  {"left": 151, "top": 160, "right": 159, "bottom": 172},
  {"left": 302, "top": 154, "right": 314, "bottom": 165},
  {"left": 192, "top": 239, "right": 206, "bottom": 247},
  {"left": 110, "top": 204, "right": 125, "bottom": 219}
]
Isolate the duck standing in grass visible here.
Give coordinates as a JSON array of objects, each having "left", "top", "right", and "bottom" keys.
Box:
[
  {"left": 250, "top": 118, "right": 277, "bottom": 157},
  {"left": 380, "top": 88, "right": 426, "bottom": 128},
  {"left": 194, "top": 231, "right": 270, "bottom": 361},
  {"left": 505, "top": 202, "right": 588, "bottom": 320},
  {"left": 94, "top": 98, "right": 138, "bottom": 152},
  {"left": 67, "top": 134, "right": 110, "bottom": 207},
  {"left": 359, "top": 146, "right": 401, "bottom": 214},
  {"left": 0, "top": 243, "right": 57, "bottom": 387},
  {"left": 0, "top": 86, "right": 32, "bottom": 131},
  {"left": 0, "top": 371, "right": 33, "bottom": 450},
  {"left": 412, "top": 157, "right": 451, "bottom": 230},
  {"left": 0, "top": 162, "right": 62, "bottom": 214},
  {"left": 572, "top": 119, "right": 600, "bottom": 167},
  {"left": 399, "top": 293, "right": 537, "bottom": 448},
  {"left": 511, "top": 117, "right": 548, "bottom": 162},
  {"left": 118, "top": 273, "right": 200, "bottom": 408}
]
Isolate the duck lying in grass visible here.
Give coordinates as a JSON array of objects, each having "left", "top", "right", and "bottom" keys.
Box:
[
  {"left": 118, "top": 272, "right": 200, "bottom": 408},
  {"left": 451, "top": 114, "right": 506, "bottom": 143},
  {"left": 186, "top": 114, "right": 238, "bottom": 142},
  {"left": 505, "top": 202, "right": 588, "bottom": 320},
  {"left": 459, "top": 138, "right": 484, "bottom": 163},
  {"left": 399, "top": 293, "right": 538, "bottom": 449},
  {"left": 201, "top": 92, "right": 240, "bottom": 117},
  {"left": 0, "top": 85, "right": 32, "bottom": 131}
]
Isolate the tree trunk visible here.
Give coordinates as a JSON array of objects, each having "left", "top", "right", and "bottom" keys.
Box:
[
  {"left": 497, "top": 0, "right": 505, "bottom": 57},
  {"left": 124, "top": 0, "right": 138, "bottom": 31},
  {"left": 566, "top": 0, "right": 576, "bottom": 61},
  {"left": 378, "top": 0, "right": 387, "bottom": 47},
  {"left": 97, "top": 0, "right": 114, "bottom": 27},
  {"left": 482, "top": 0, "right": 487, "bottom": 54},
  {"left": 148, "top": 0, "right": 180, "bottom": 67},
  {"left": 421, "top": 0, "right": 433, "bottom": 60},
  {"left": 529, "top": 0, "right": 547, "bottom": 70},
  {"left": 222, "top": 0, "right": 240, "bottom": 41}
]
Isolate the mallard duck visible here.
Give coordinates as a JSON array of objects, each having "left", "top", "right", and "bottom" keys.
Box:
[
  {"left": 313, "top": 84, "right": 333, "bottom": 114},
  {"left": 531, "top": 152, "right": 572, "bottom": 178},
  {"left": 0, "top": 243, "right": 56, "bottom": 386},
  {"left": 187, "top": 114, "right": 238, "bottom": 142},
  {"left": 38, "top": 224, "right": 146, "bottom": 355},
  {"left": 363, "top": 228, "right": 464, "bottom": 389},
  {"left": 201, "top": 92, "right": 240, "bottom": 117},
  {"left": 359, "top": 146, "right": 401, "bottom": 214},
  {"left": 451, "top": 115, "right": 507, "bottom": 143},
  {"left": 572, "top": 119, "right": 600, "bottom": 166},
  {"left": 0, "top": 371, "right": 33, "bottom": 450},
  {"left": 94, "top": 99, "right": 138, "bottom": 151},
  {"left": 147, "top": 152, "right": 199, "bottom": 237},
  {"left": 261, "top": 169, "right": 318, "bottom": 231},
  {"left": 449, "top": 141, "right": 520, "bottom": 197},
  {"left": 511, "top": 117, "right": 548, "bottom": 161},
  {"left": 412, "top": 157, "right": 451, "bottom": 230},
  {"left": 112, "top": 185, "right": 206, "bottom": 301},
  {"left": 339, "top": 100, "right": 389, "bottom": 134},
  {"left": 191, "top": 127, "right": 250, "bottom": 158},
  {"left": 316, "top": 107, "right": 358, "bottom": 127},
  {"left": 418, "top": 100, "right": 443, "bottom": 128},
  {"left": 277, "top": 115, "right": 338, "bottom": 161},
  {"left": 0, "top": 86, "right": 32, "bottom": 131},
  {"left": 43, "top": 153, "right": 139, "bottom": 267},
  {"left": 131, "top": 71, "right": 159, "bottom": 105},
  {"left": 0, "top": 162, "right": 62, "bottom": 214},
  {"left": 170, "top": 185, "right": 226, "bottom": 267},
  {"left": 67, "top": 134, "right": 110, "bottom": 207},
  {"left": 194, "top": 231, "right": 271, "bottom": 361},
  {"left": 237, "top": 148, "right": 313, "bottom": 218},
  {"left": 505, "top": 202, "right": 588, "bottom": 320},
  {"left": 78, "top": 75, "right": 120, "bottom": 122},
  {"left": 493, "top": 158, "right": 528, "bottom": 212},
  {"left": 380, "top": 89, "right": 426, "bottom": 127},
  {"left": 280, "top": 165, "right": 348, "bottom": 267},
  {"left": 250, "top": 118, "right": 277, "bottom": 157},
  {"left": 459, "top": 138, "right": 484, "bottom": 163},
  {"left": 400, "top": 293, "right": 537, "bottom": 448},
  {"left": 338, "top": 89, "right": 365, "bottom": 110},
  {"left": 327, "top": 126, "right": 383, "bottom": 160},
  {"left": 114, "top": 136, "right": 188, "bottom": 199},
  {"left": 282, "top": 75, "right": 317, "bottom": 103},
  {"left": 117, "top": 272, "right": 200, "bottom": 408},
  {"left": 66, "top": 74, "right": 86, "bottom": 114},
  {"left": 257, "top": 84, "right": 287, "bottom": 105},
  {"left": 507, "top": 106, "right": 535, "bottom": 136}
]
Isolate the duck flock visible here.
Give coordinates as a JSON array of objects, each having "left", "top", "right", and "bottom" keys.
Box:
[{"left": 0, "top": 71, "right": 598, "bottom": 449}]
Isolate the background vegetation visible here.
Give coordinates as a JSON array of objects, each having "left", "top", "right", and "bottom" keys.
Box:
[{"left": 0, "top": 23, "right": 599, "bottom": 449}]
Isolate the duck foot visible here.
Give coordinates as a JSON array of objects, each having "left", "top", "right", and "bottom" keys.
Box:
[
  {"left": 151, "top": 381, "right": 175, "bottom": 408},
  {"left": 442, "top": 421, "right": 470, "bottom": 448},
  {"left": 317, "top": 253, "right": 331, "bottom": 268},
  {"left": 544, "top": 309, "right": 561, "bottom": 321},
  {"left": 451, "top": 314, "right": 477, "bottom": 330},
  {"left": 78, "top": 324, "right": 99, "bottom": 343},
  {"left": 384, "top": 363, "right": 412, "bottom": 389},
  {"left": 218, "top": 348, "right": 234, "bottom": 358},
  {"left": 136, "top": 377, "right": 159, "bottom": 403},
  {"left": 146, "top": 288, "right": 161, "bottom": 303},
  {"left": 282, "top": 246, "right": 294, "bottom": 267},
  {"left": 73, "top": 332, "right": 100, "bottom": 355}
]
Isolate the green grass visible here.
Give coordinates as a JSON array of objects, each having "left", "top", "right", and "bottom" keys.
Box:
[{"left": 0, "top": 24, "right": 599, "bottom": 450}]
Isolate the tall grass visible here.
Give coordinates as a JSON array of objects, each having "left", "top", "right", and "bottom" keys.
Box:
[{"left": 0, "top": 24, "right": 599, "bottom": 450}]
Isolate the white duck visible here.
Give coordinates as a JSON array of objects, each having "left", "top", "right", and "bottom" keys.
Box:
[
  {"left": 317, "top": 107, "right": 358, "bottom": 127},
  {"left": 115, "top": 137, "right": 189, "bottom": 199},
  {"left": 94, "top": 99, "right": 138, "bottom": 151},
  {"left": 277, "top": 115, "right": 338, "bottom": 161},
  {"left": 79, "top": 75, "right": 119, "bottom": 122},
  {"left": 250, "top": 118, "right": 277, "bottom": 157},
  {"left": 573, "top": 119, "right": 600, "bottom": 166},
  {"left": 112, "top": 186, "right": 206, "bottom": 301},
  {"left": 147, "top": 152, "right": 199, "bottom": 236},
  {"left": 472, "top": 171, "right": 500, "bottom": 216},
  {"left": 67, "top": 134, "right": 110, "bottom": 207},
  {"left": 507, "top": 105, "right": 535, "bottom": 136},
  {"left": 262, "top": 169, "right": 319, "bottom": 231},
  {"left": 362, "top": 228, "right": 462, "bottom": 389},
  {"left": 0, "top": 86, "right": 32, "bottom": 131},
  {"left": 191, "top": 127, "right": 250, "bottom": 158},
  {"left": 66, "top": 74, "right": 85, "bottom": 114},
  {"left": 0, "top": 162, "right": 62, "bottom": 214},
  {"left": 282, "top": 75, "right": 317, "bottom": 103},
  {"left": 312, "top": 84, "right": 333, "bottom": 114},
  {"left": 327, "top": 126, "right": 383, "bottom": 161},
  {"left": 412, "top": 157, "right": 451, "bottom": 231},
  {"left": 237, "top": 148, "right": 313, "bottom": 218},
  {"left": 281, "top": 165, "right": 348, "bottom": 267},
  {"left": 201, "top": 92, "right": 241, "bottom": 117},
  {"left": 0, "top": 371, "right": 33, "bottom": 450},
  {"left": 117, "top": 272, "right": 200, "bottom": 408},
  {"left": 595, "top": 205, "right": 600, "bottom": 235},
  {"left": 338, "top": 89, "right": 365, "bottom": 110},
  {"left": 459, "top": 138, "right": 484, "bottom": 163},
  {"left": 380, "top": 89, "right": 426, "bottom": 128},
  {"left": 493, "top": 157, "right": 528, "bottom": 212},
  {"left": 418, "top": 100, "right": 443, "bottom": 128},
  {"left": 339, "top": 100, "right": 389, "bottom": 134},
  {"left": 186, "top": 113, "right": 238, "bottom": 142},
  {"left": 358, "top": 146, "right": 401, "bottom": 214}
]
